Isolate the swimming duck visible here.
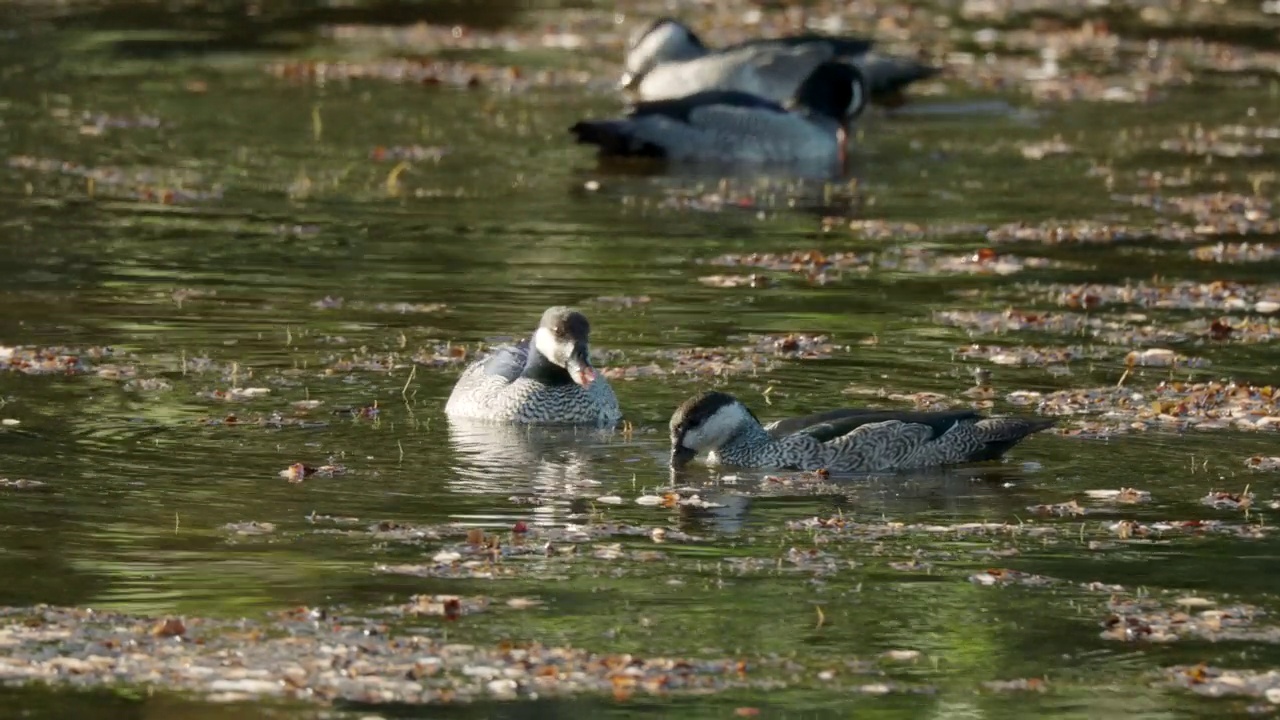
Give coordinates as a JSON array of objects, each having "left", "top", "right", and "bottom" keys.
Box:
[
  {"left": 668, "top": 391, "right": 1054, "bottom": 472},
  {"left": 570, "top": 60, "right": 864, "bottom": 166},
  {"left": 622, "top": 18, "right": 939, "bottom": 108},
  {"left": 445, "top": 307, "right": 622, "bottom": 426}
]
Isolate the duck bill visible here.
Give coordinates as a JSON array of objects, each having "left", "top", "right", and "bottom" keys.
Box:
[
  {"left": 669, "top": 445, "right": 696, "bottom": 468},
  {"left": 566, "top": 346, "right": 596, "bottom": 387}
]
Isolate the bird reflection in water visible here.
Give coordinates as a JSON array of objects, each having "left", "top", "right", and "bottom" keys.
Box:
[
  {"left": 445, "top": 420, "right": 622, "bottom": 527},
  {"left": 665, "top": 462, "right": 1047, "bottom": 533}
]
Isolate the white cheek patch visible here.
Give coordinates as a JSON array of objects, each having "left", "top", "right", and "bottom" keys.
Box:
[{"left": 533, "top": 326, "right": 565, "bottom": 367}]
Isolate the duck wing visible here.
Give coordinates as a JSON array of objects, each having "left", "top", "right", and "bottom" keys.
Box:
[
  {"left": 766, "top": 408, "right": 984, "bottom": 443},
  {"left": 571, "top": 92, "right": 803, "bottom": 159},
  {"left": 628, "top": 90, "right": 788, "bottom": 121},
  {"left": 477, "top": 339, "right": 530, "bottom": 382},
  {"left": 729, "top": 44, "right": 837, "bottom": 103},
  {"left": 722, "top": 34, "right": 874, "bottom": 59},
  {"left": 777, "top": 411, "right": 1054, "bottom": 470}
]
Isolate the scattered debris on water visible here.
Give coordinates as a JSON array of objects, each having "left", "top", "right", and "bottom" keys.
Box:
[
  {"left": 1102, "top": 597, "right": 1274, "bottom": 644},
  {"left": 1083, "top": 488, "right": 1151, "bottom": 504},
  {"left": 0, "top": 605, "right": 784, "bottom": 706},
  {"left": 0, "top": 345, "right": 115, "bottom": 375},
  {"left": 279, "top": 464, "right": 347, "bottom": 483},
  {"left": 221, "top": 522, "right": 276, "bottom": 536}
]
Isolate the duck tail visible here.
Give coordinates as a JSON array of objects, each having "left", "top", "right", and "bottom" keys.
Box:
[
  {"left": 966, "top": 417, "right": 1056, "bottom": 461},
  {"left": 569, "top": 120, "right": 665, "bottom": 158},
  {"left": 861, "top": 56, "right": 941, "bottom": 104}
]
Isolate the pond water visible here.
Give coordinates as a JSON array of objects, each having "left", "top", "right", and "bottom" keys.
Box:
[{"left": 3, "top": 1, "right": 1280, "bottom": 718}]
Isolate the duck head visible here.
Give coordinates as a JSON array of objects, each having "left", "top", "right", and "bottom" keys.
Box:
[
  {"left": 668, "top": 391, "right": 758, "bottom": 467},
  {"left": 621, "top": 17, "right": 708, "bottom": 89},
  {"left": 532, "top": 306, "right": 597, "bottom": 387},
  {"left": 788, "top": 61, "right": 868, "bottom": 125}
]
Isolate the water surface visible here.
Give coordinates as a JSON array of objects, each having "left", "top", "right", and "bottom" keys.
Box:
[{"left": 2, "top": 1, "right": 1280, "bottom": 718}]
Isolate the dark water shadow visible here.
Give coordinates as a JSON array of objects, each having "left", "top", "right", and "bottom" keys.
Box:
[
  {"left": 27, "top": 0, "right": 528, "bottom": 58},
  {"left": 342, "top": 695, "right": 807, "bottom": 720}
]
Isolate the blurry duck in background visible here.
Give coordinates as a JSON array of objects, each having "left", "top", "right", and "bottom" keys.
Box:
[
  {"left": 571, "top": 60, "right": 866, "bottom": 171},
  {"left": 621, "top": 17, "right": 939, "bottom": 109}
]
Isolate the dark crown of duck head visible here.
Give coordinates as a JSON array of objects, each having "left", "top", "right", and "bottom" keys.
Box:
[
  {"left": 670, "top": 390, "right": 742, "bottom": 439},
  {"left": 790, "top": 61, "right": 867, "bottom": 122},
  {"left": 539, "top": 306, "right": 590, "bottom": 341}
]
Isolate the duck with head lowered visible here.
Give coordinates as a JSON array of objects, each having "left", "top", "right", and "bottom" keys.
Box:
[
  {"left": 445, "top": 307, "right": 622, "bottom": 426},
  {"left": 622, "top": 18, "right": 939, "bottom": 108},
  {"left": 668, "top": 391, "right": 1054, "bottom": 472},
  {"left": 571, "top": 60, "right": 865, "bottom": 168}
]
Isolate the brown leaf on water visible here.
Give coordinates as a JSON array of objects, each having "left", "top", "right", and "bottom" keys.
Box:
[
  {"left": 221, "top": 521, "right": 276, "bottom": 535},
  {"left": 698, "top": 274, "right": 770, "bottom": 289},
  {"left": 1125, "top": 348, "right": 1179, "bottom": 367},
  {"left": 982, "top": 678, "right": 1048, "bottom": 692},
  {"left": 611, "top": 674, "right": 635, "bottom": 701},
  {"left": 888, "top": 558, "right": 933, "bottom": 572},
  {"left": 1084, "top": 488, "right": 1152, "bottom": 503},
  {"left": 969, "top": 568, "right": 1056, "bottom": 587},
  {"left": 1027, "top": 499, "right": 1086, "bottom": 517},
  {"left": 151, "top": 618, "right": 186, "bottom": 638},
  {"left": 1245, "top": 456, "right": 1280, "bottom": 471},
  {"left": 593, "top": 295, "right": 651, "bottom": 308},
  {"left": 278, "top": 463, "right": 347, "bottom": 483},
  {"left": 1201, "top": 489, "right": 1253, "bottom": 510},
  {"left": 391, "top": 594, "right": 488, "bottom": 619},
  {"left": 882, "top": 649, "right": 922, "bottom": 662},
  {"left": 312, "top": 296, "right": 344, "bottom": 309},
  {"left": 0, "top": 478, "right": 46, "bottom": 489},
  {"left": 200, "top": 387, "right": 271, "bottom": 402},
  {"left": 443, "top": 598, "right": 461, "bottom": 621},
  {"left": 1020, "top": 138, "right": 1073, "bottom": 160},
  {"left": 280, "top": 463, "right": 313, "bottom": 483}
]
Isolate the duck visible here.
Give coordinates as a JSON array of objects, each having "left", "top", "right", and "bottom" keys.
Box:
[
  {"left": 621, "top": 17, "right": 939, "bottom": 108},
  {"left": 668, "top": 391, "right": 1054, "bottom": 472},
  {"left": 570, "top": 60, "right": 865, "bottom": 166},
  {"left": 445, "top": 307, "right": 622, "bottom": 426}
]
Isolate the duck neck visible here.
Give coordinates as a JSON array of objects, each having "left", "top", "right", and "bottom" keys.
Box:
[
  {"left": 521, "top": 335, "right": 574, "bottom": 386},
  {"left": 715, "top": 421, "right": 774, "bottom": 464}
]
